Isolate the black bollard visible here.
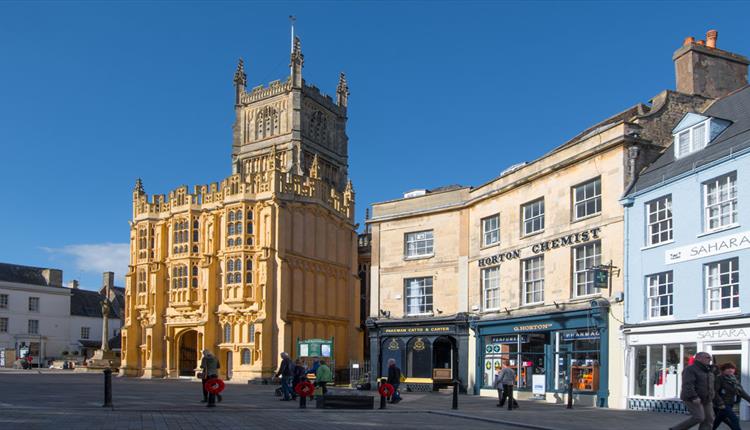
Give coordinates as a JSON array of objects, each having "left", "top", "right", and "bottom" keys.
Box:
[
  {"left": 299, "top": 393, "right": 306, "bottom": 409},
  {"left": 103, "top": 368, "right": 113, "bottom": 408},
  {"left": 567, "top": 378, "right": 573, "bottom": 409},
  {"left": 452, "top": 380, "right": 459, "bottom": 410}
]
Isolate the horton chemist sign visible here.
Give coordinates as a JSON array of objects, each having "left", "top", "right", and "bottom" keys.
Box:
[{"left": 297, "top": 338, "right": 334, "bottom": 358}]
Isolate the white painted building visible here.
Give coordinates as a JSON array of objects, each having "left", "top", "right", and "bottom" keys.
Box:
[
  {"left": 0, "top": 264, "right": 124, "bottom": 367},
  {"left": 0, "top": 264, "right": 70, "bottom": 367}
]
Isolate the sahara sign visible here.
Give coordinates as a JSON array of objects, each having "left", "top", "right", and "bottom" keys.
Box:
[{"left": 665, "top": 230, "right": 750, "bottom": 265}]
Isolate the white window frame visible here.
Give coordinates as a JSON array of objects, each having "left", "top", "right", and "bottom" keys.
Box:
[
  {"left": 646, "top": 195, "right": 673, "bottom": 246},
  {"left": 405, "top": 277, "right": 433, "bottom": 316},
  {"left": 28, "top": 319, "right": 39, "bottom": 335},
  {"left": 674, "top": 120, "right": 709, "bottom": 158},
  {"left": 0, "top": 294, "right": 7, "bottom": 309},
  {"left": 482, "top": 266, "right": 500, "bottom": 311},
  {"left": 573, "top": 241, "right": 601, "bottom": 297},
  {"left": 404, "top": 230, "right": 434, "bottom": 259},
  {"left": 522, "top": 199, "right": 545, "bottom": 236},
  {"left": 28, "top": 297, "right": 39, "bottom": 312},
  {"left": 705, "top": 258, "right": 739, "bottom": 313},
  {"left": 522, "top": 256, "right": 545, "bottom": 305},
  {"left": 573, "top": 177, "right": 602, "bottom": 220},
  {"left": 647, "top": 271, "right": 673, "bottom": 319},
  {"left": 482, "top": 215, "right": 500, "bottom": 247},
  {"left": 0, "top": 317, "right": 7, "bottom": 333},
  {"left": 703, "top": 173, "right": 738, "bottom": 233},
  {"left": 80, "top": 326, "right": 91, "bottom": 340}
]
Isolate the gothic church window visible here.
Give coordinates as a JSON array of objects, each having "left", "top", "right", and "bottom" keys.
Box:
[{"left": 224, "top": 324, "right": 232, "bottom": 343}]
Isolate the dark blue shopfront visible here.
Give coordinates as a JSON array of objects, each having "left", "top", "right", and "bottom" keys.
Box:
[{"left": 472, "top": 306, "right": 610, "bottom": 407}]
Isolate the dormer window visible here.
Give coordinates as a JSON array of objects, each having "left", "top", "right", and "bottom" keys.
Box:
[
  {"left": 672, "top": 112, "right": 731, "bottom": 159},
  {"left": 675, "top": 121, "right": 707, "bottom": 158}
]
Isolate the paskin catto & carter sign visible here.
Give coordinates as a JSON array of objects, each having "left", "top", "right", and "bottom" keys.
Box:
[
  {"left": 665, "top": 230, "right": 750, "bottom": 265},
  {"left": 478, "top": 228, "right": 601, "bottom": 267}
]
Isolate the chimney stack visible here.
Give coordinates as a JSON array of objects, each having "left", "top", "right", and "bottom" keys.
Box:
[
  {"left": 66, "top": 280, "right": 79, "bottom": 289},
  {"left": 706, "top": 30, "right": 718, "bottom": 49},
  {"left": 673, "top": 30, "right": 749, "bottom": 99}
]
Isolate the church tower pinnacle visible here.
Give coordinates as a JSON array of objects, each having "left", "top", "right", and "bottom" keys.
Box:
[
  {"left": 233, "top": 58, "right": 247, "bottom": 105},
  {"left": 290, "top": 36, "right": 304, "bottom": 88}
]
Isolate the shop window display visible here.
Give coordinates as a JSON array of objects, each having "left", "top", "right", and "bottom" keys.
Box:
[
  {"left": 554, "top": 329, "right": 601, "bottom": 393},
  {"left": 482, "top": 333, "right": 547, "bottom": 390},
  {"left": 631, "top": 343, "right": 696, "bottom": 399}
]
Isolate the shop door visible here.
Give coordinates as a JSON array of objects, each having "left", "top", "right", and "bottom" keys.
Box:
[{"left": 708, "top": 344, "right": 742, "bottom": 414}]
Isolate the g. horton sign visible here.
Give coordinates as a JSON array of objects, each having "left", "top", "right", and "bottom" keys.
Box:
[
  {"left": 665, "top": 230, "right": 750, "bottom": 265},
  {"left": 382, "top": 326, "right": 452, "bottom": 335},
  {"left": 478, "top": 227, "right": 601, "bottom": 267}
]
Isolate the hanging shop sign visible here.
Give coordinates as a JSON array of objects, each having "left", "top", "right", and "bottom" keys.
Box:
[
  {"left": 478, "top": 227, "right": 601, "bottom": 267},
  {"left": 593, "top": 268, "right": 609, "bottom": 289},
  {"left": 665, "top": 230, "right": 750, "bottom": 265}
]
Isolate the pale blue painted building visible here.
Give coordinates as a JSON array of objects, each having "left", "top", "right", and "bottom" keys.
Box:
[{"left": 622, "top": 85, "right": 750, "bottom": 418}]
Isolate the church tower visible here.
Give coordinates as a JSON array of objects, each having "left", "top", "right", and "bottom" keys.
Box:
[
  {"left": 121, "top": 37, "right": 361, "bottom": 382},
  {"left": 231, "top": 37, "right": 350, "bottom": 191}
]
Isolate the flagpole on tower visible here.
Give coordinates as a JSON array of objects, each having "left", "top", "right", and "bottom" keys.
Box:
[{"left": 289, "top": 15, "right": 296, "bottom": 54}]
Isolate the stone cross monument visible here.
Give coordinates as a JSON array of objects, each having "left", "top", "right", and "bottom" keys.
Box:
[
  {"left": 78, "top": 272, "right": 119, "bottom": 371},
  {"left": 101, "top": 299, "right": 111, "bottom": 352}
]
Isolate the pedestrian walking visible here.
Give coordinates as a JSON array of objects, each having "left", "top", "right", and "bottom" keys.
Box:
[
  {"left": 275, "top": 352, "right": 294, "bottom": 401},
  {"left": 493, "top": 365, "right": 504, "bottom": 407},
  {"left": 315, "top": 360, "right": 333, "bottom": 395},
  {"left": 712, "top": 362, "right": 749, "bottom": 430},
  {"left": 199, "top": 350, "right": 222, "bottom": 407},
  {"left": 497, "top": 359, "right": 519, "bottom": 409},
  {"left": 291, "top": 359, "right": 306, "bottom": 400},
  {"left": 670, "top": 352, "right": 715, "bottom": 430},
  {"left": 386, "top": 358, "right": 402, "bottom": 404}
]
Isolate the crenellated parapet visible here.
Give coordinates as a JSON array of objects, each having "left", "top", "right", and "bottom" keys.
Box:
[
  {"left": 303, "top": 83, "right": 346, "bottom": 117},
  {"left": 239, "top": 78, "right": 294, "bottom": 105},
  {"left": 132, "top": 169, "right": 354, "bottom": 221}
]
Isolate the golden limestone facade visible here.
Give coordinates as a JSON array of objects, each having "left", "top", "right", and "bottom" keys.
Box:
[{"left": 120, "top": 38, "right": 362, "bottom": 381}]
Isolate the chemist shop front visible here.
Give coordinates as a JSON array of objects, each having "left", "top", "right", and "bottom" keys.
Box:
[{"left": 473, "top": 307, "right": 610, "bottom": 407}]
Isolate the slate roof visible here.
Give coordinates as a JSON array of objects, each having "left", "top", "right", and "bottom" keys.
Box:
[
  {"left": 0, "top": 262, "right": 56, "bottom": 286},
  {"left": 70, "top": 288, "right": 124, "bottom": 319},
  {"left": 628, "top": 85, "right": 750, "bottom": 195}
]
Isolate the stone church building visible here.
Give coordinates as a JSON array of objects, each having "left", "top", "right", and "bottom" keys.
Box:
[{"left": 120, "top": 37, "right": 362, "bottom": 381}]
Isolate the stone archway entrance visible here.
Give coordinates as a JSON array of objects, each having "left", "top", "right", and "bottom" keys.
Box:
[{"left": 178, "top": 330, "right": 198, "bottom": 377}]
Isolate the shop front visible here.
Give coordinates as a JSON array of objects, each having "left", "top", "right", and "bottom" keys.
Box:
[
  {"left": 624, "top": 316, "right": 750, "bottom": 420},
  {"left": 473, "top": 306, "right": 609, "bottom": 406},
  {"left": 367, "top": 314, "right": 470, "bottom": 393}
]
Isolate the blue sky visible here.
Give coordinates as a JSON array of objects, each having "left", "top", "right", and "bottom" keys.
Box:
[{"left": 1, "top": 1, "right": 749, "bottom": 290}]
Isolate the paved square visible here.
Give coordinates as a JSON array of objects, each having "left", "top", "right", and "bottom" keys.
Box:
[{"left": 2, "top": 370, "right": 749, "bottom": 430}]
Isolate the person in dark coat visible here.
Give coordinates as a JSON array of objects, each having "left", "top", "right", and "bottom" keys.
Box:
[
  {"left": 386, "top": 358, "right": 402, "bottom": 403},
  {"left": 275, "top": 352, "right": 294, "bottom": 401},
  {"left": 200, "top": 350, "right": 222, "bottom": 407},
  {"left": 671, "top": 352, "right": 715, "bottom": 430},
  {"left": 291, "top": 359, "right": 306, "bottom": 400},
  {"left": 712, "top": 362, "right": 750, "bottom": 430}
]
